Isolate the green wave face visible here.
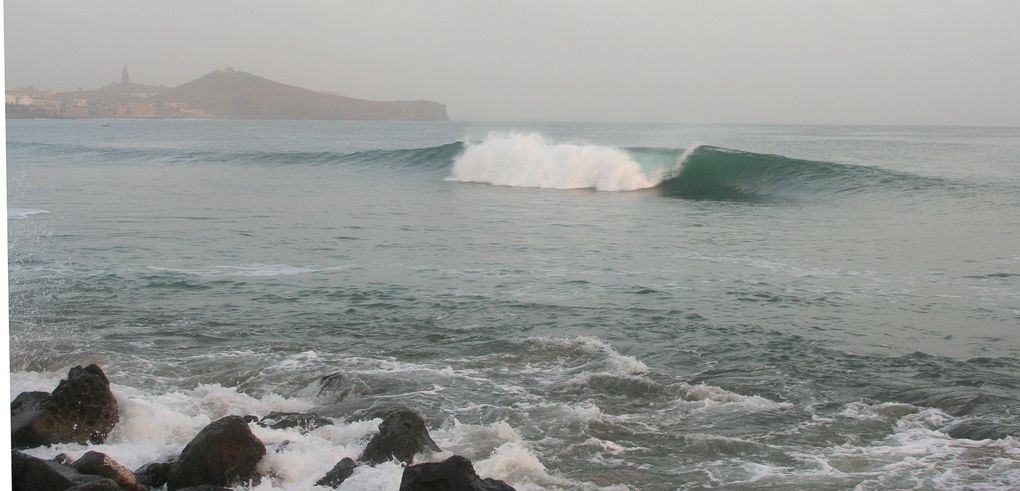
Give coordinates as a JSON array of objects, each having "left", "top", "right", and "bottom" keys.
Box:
[{"left": 656, "top": 145, "right": 945, "bottom": 202}]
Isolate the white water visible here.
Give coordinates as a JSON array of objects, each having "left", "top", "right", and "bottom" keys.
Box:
[
  {"left": 12, "top": 330, "right": 1020, "bottom": 490},
  {"left": 448, "top": 133, "right": 698, "bottom": 191},
  {"left": 10, "top": 369, "right": 594, "bottom": 490}
]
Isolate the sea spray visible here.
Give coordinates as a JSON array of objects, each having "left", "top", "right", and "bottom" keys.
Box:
[{"left": 448, "top": 133, "right": 667, "bottom": 191}]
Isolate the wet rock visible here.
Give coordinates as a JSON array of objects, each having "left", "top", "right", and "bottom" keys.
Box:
[
  {"left": 399, "top": 455, "right": 516, "bottom": 491},
  {"left": 134, "top": 461, "right": 174, "bottom": 489},
  {"left": 347, "top": 402, "right": 419, "bottom": 422},
  {"left": 12, "top": 365, "right": 120, "bottom": 448},
  {"left": 257, "top": 411, "right": 332, "bottom": 431},
  {"left": 13, "top": 450, "right": 76, "bottom": 490},
  {"left": 358, "top": 409, "right": 440, "bottom": 465},
  {"left": 66, "top": 480, "right": 122, "bottom": 491},
  {"left": 242, "top": 415, "right": 260, "bottom": 424},
  {"left": 11, "top": 391, "right": 49, "bottom": 415},
  {"left": 165, "top": 416, "right": 266, "bottom": 490},
  {"left": 318, "top": 372, "right": 373, "bottom": 400},
  {"left": 12, "top": 450, "right": 122, "bottom": 491},
  {"left": 53, "top": 453, "right": 74, "bottom": 466},
  {"left": 174, "top": 487, "right": 233, "bottom": 491},
  {"left": 71, "top": 451, "right": 139, "bottom": 490},
  {"left": 315, "top": 457, "right": 357, "bottom": 488}
]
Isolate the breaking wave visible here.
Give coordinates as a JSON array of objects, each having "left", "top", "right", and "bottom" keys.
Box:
[
  {"left": 448, "top": 133, "right": 666, "bottom": 191},
  {"left": 10, "top": 133, "right": 951, "bottom": 201},
  {"left": 448, "top": 133, "right": 946, "bottom": 200}
]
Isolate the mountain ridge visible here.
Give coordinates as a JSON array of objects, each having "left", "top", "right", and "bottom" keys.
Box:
[
  {"left": 152, "top": 69, "right": 448, "bottom": 120},
  {"left": 11, "top": 67, "right": 449, "bottom": 120}
]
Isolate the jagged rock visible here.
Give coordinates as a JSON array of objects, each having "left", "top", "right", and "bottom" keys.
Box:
[
  {"left": 315, "top": 457, "right": 356, "bottom": 488},
  {"left": 12, "top": 450, "right": 122, "bottom": 491},
  {"left": 165, "top": 415, "right": 266, "bottom": 490},
  {"left": 257, "top": 411, "right": 332, "bottom": 431},
  {"left": 358, "top": 409, "right": 440, "bottom": 465},
  {"left": 11, "top": 365, "right": 120, "bottom": 448},
  {"left": 399, "top": 455, "right": 516, "bottom": 491},
  {"left": 71, "top": 451, "right": 139, "bottom": 490},
  {"left": 11, "top": 391, "right": 49, "bottom": 415},
  {"left": 242, "top": 415, "right": 260, "bottom": 424},
  {"left": 318, "top": 372, "right": 373, "bottom": 400},
  {"left": 134, "top": 461, "right": 174, "bottom": 489}
]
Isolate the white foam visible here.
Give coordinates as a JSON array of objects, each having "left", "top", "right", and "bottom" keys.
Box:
[
  {"left": 696, "top": 405, "right": 1020, "bottom": 489},
  {"left": 682, "top": 383, "right": 794, "bottom": 412},
  {"left": 838, "top": 400, "right": 919, "bottom": 420},
  {"left": 527, "top": 335, "right": 650, "bottom": 376},
  {"left": 448, "top": 133, "right": 692, "bottom": 191},
  {"left": 431, "top": 419, "right": 525, "bottom": 461},
  {"left": 581, "top": 437, "right": 644, "bottom": 456},
  {"left": 473, "top": 442, "right": 569, "bottom": 491},
  {"left": 10, "top": 371, "right": 395, "bottom": 489},
  {"left": 12, "top": 369, "right": 586, "bottom": 490},
  {"left": 8, "top": 208, "right": 50, "bottom": 220}
]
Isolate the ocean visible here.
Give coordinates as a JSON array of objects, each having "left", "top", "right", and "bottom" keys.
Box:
[{"left": 7, "top": 120, "right": 1020, "bottom": 489}]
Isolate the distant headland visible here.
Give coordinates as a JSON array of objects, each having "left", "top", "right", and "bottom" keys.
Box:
[{"left": 5, "top": 66, "right": 449, "bottom": 121}]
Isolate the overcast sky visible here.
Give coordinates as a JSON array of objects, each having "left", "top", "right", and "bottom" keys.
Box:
[{"left": 5, "top": 0, "right": 1019, "bottom": 125}]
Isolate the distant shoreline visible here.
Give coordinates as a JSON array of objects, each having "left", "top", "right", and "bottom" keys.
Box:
[{"left": 6, "top": 67, "right": 448, "bottom": 121}]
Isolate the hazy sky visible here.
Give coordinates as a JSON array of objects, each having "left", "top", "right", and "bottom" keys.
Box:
[{"left": 5, "top": 0, "right": 1019, "bottom": 125}]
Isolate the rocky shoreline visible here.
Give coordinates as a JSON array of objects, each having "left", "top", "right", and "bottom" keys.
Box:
[{"left": 11, "top": 365, "right": 516, "bottom": 491}]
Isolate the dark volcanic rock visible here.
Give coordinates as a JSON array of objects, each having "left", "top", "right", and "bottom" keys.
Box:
[
  {"left": 11, "top": 391, "right": 49, "bottom": 415},
  {"left": 71, "top": 451, "right": 139, "bottom": 490},
  {"left": 13, "top": 450, "right": 75, "bottom": 490},
  {"left": 134, "top": 461, "right": 174, "bottom": 488},
  {"left": 257, "top": 411, "right": 333, "bottom": 431},
  {"left": 11, "top": 365, "right": 120, "bottom": 448},
  {"left": 358, "top": 409, "right": 440, "bottom": 465},
  {"left": 400, "top": 455, "right": 516, "bottom": 491},
  {"left": 165, "top": 415, "right": 266, "bottom": 490},
  {"left": 66, "top": 480, "right": 122, "bottom": 490},
  {"left": 12, "top": 450, "right": 122, "bottom": 491},
  {"left": 347, "top": 402, "right": 419, "bottom": 422},
  {"left": 315, "top": 457, "right": 356, "bottom": 488},
  {"left": 53, "top": 453, "right": 74, "bottom": 466}
]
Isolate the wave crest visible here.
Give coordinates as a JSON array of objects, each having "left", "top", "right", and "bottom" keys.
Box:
[
  {"left": 447, "top": 133, "right": 947, "bottom": 201},
  {"left": 448, "top": 133, "right": 671, "bottom": 191}
]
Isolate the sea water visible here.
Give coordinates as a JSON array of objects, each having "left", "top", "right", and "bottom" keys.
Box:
[{"left": 7, "top": 120, "right": 1020, "bottom": 489}]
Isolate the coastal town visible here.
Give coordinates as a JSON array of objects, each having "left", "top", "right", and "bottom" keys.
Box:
[
  {"left": 5, "top": 66, "right": 448, "bottom": 120},
  {"left": 6, "top": 66, "right": 212, "bottom": 119}
]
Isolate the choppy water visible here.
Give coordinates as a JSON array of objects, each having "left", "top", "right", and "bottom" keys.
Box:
[{"left": 7, "top": 120, "right": 1020, "bottom": 490}]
